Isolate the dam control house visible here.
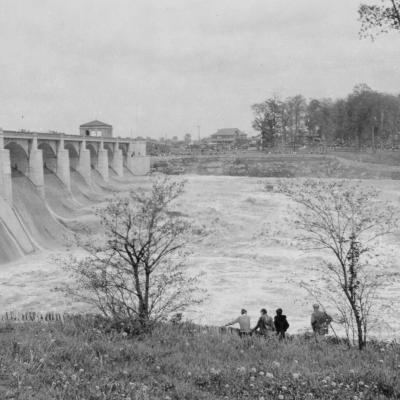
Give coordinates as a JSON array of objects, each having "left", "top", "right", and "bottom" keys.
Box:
[{"left": 80, "top": 120, "right": 113, "bottom": 138}]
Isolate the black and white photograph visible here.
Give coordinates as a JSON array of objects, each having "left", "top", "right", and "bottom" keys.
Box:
[{"left": 0, "top": 1, "right": 400, "bottom": 399}]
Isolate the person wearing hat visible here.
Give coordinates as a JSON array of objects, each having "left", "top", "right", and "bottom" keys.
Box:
[{"left": 311, "top": 304, "right": 332, "bottom": 335}]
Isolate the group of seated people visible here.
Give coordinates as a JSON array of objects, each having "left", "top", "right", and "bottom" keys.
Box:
[{"left": 224, "top": 304, "right": 332, "bottom": 339}]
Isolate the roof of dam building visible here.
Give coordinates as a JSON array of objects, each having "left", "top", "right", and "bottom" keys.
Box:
[
  {"left": 79, "top": 120, "right": 112, "bottom": 128},
  {"left": 212, "top": 128, "right": 246, "bottom": 137}
]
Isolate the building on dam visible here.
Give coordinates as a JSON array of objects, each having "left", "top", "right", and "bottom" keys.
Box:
[{"left": 79, "top": 120, "right": 113, "bottom": 138}]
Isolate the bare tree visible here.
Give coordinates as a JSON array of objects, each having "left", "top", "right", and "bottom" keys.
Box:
[
  {"left": 276, "top": 179, "right": 399, "bottom": 349},
  {"left": 62, "top": 177, "right": 203, "bottom": 331},
  {"left": 359, "top": 0, "right": 400, "bottom": 38}
]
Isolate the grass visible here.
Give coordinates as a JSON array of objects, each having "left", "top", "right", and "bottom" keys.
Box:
[{"left": 1, "top": 319, "right": 399, "bottom": 400}]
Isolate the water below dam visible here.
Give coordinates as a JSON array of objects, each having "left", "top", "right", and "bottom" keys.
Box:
[{"left": 0, "top": 167, "right": 399, "bottom": 340}]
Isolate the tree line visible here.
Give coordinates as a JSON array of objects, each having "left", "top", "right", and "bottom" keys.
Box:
[{"left": 251, "top": 84, "right": 400, "bottom": 150}]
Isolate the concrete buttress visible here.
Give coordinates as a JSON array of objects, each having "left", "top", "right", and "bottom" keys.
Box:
[
  {"left": 97, "top": 141, "right": 109, "bottom": 182},
  {"left": 28, "top": 134, "right": 45, "bottom": 197}
]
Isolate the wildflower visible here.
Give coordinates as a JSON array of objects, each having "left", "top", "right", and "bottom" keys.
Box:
[
  {"left": 210, "top": 367, "right": 220, "bottom": 375},
  {"left": 39, "top": 358, "right": 45, "bottom": 363},
  {"left": 266, "top": 372, "right": 274, "bottom": 379},
  {"left": 292, "top": 373, "right": 300, "bottom": 379},
  {"left": 165, "top": 396, "right": 171, "bottom": 400},
  {"left": 359, "top": 381, "right": 364, "bottom": 386},
  {"left": 122, "top": 332, "right": 128, "bottom": 337},
  {"left": 224, "top": 384, "right": 229, "bottom": 388},
  {"left": 79, "top": 369, "right": 84, "bottom": 373},
  {"left": 379, "top": 359, "right": 384, "bottom": 364},
  {"left": 187, "top": 372, "right": 192, "bottom": 377},
  {"left": 250, "top": 383, "right": 255, "bottom": 389},
  {"left": 71, "top": 374, "right": 77, "bottom": 381},
  {"left": 349, "top": 369, "right": 355, "bottom": 374},
  {"left": 251, "top": 367, "right": 257, "bottom": 373},
  {"left": 259, "top": 371, "right": 265, "bottom": 376},
  {"left": 250, "top": 376, "right": 255, "bottom": 382},
  {"left": 293, "top": 359, "right": 299, "bottom": 364},
  {"left": 123, "top": 370, "right": 128, "bottom": 375},
  {"left": 282, "top": 386, "right": 287, "bottom": 391},
  {"left": 260, "top": 397, "right": 265, "bottom": 400},
  {"left": 237, "top": 366, "right": 246, "bottom": 373},
  {"left": 156, "top": 366, "right": 161, "bottom": 371},
  {"left": 331, "top": 382, "right": 336, "bottom": 387},
  {"left": 278, "top": 395, "right": 284, "bottom": 400},
  {"left": 272, "top": 361, "right": 280, "bottom": 367}
]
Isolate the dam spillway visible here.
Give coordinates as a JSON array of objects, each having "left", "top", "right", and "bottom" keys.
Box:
[{"left": 0, "top": 128, "right": 150, "bottom": 264}]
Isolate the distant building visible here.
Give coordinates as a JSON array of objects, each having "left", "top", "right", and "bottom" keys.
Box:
[
  {"left": 210, "top": 128, "right": 247, "bottom": 147},
  {"left": 184, "top": 133, "right": 192, "bottom": 144},
  {"left": 80, "top": 120, "right": 113, "bottom": 138}
]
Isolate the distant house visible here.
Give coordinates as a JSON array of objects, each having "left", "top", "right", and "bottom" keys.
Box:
[
  {"left": 210, "top": 128, "right": 247, "bottom": 146},
  {"left": 79, "top": 120, "right": 113, "bottom": 138}
]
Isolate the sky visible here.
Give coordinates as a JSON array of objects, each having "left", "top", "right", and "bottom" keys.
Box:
[{"left": 0, "top": 0, "right": 399, "bottom": 139}]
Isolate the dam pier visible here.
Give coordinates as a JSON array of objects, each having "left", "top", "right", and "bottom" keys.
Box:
[{"left": 0, "top": 127, "right": 150, "bottom": 204}]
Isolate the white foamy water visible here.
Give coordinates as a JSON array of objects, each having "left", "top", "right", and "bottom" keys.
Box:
[{"left": 1, "top": 175, "right": 399, "bottom": 339}]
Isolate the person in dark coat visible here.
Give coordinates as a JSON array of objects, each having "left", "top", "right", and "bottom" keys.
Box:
[
  {"left": 274, "top": 308, "right": 289, "bottom": 340},
  {"left": 252, "top": 309, "right": 274, "bottom": 337}
]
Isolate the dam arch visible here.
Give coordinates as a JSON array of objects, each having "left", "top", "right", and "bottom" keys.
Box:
[
  {"left": 86, "top": 143, "right": 98, "bottom": 169},
  {"left": 119, "top": 143, "right": 128, "bottom": 167},
  {"left": 65, "top": 143, "right": 79, "bottom": 170},
  {"left": 5, "top": 142, "right": 29, "bottom": 176},
  {"left": 38, "top": 142, "right": 57, "bottom": 173},
  {"left": 104, "top": 143, "right": 114, "bottom": 167}
]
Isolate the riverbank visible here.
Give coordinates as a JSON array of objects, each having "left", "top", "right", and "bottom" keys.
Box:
[{"left": 1, "top": 319, "right": 399, "bottom": 399}]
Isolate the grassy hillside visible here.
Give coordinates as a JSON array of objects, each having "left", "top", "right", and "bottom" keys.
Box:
[
  {"left": 1, "top": 319, "right": 399, "bottom": 399},
  {"left": 151, "top": 153, "right": 400, "bottom": 179}
]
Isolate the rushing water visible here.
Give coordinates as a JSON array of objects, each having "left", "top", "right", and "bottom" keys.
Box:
[{"left": 1, "top": 174, "right": 399, "bottom": 339}]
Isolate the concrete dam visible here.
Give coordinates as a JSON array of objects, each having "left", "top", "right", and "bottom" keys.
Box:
[{"left": 0, "top": 128, "right": 150, "bottom": 264}]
